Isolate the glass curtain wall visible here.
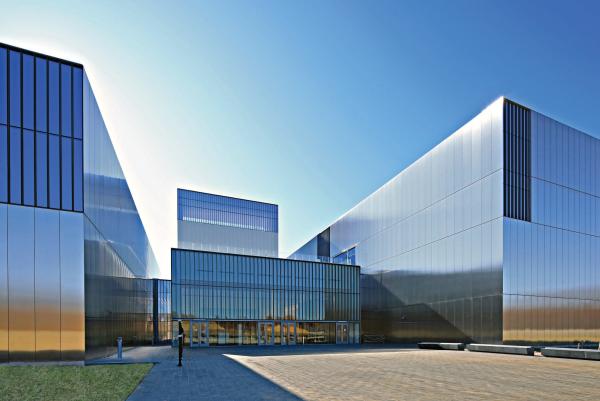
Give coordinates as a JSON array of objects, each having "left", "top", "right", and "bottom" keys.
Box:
[{"left": 171, "top": 249, "right": 360, "bottom": 345}]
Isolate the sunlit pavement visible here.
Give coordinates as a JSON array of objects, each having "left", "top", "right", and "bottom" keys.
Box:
[{"left": 124, "top": 345, "right": 600, "bottom": 401}]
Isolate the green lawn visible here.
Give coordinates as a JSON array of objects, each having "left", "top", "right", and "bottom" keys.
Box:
[{"left": 0, "top": 363, "right": 152, "bottom": 401}]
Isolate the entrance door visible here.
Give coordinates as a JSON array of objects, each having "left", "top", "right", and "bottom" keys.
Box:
[
  {"left": 281, "top": 321, "right": 296, "bottom": 345},
  {"left": 336, "top": 322, "right": 349, "bottom": 344},
  {"left": 190, "top": 320, "right": 209, "bottom": 347},
  {"left": 258, "top": 321, "right": 274, "bottom": 346}
]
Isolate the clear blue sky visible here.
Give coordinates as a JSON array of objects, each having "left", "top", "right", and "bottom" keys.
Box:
[{"left": 2, "top": 0, "right": 599, "bottom": 278}]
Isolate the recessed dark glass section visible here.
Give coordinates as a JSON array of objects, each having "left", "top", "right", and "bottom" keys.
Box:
[
  {"left": 36, "top": 132, "right": 48, "bottom": 207},
  {"left": 35, "top": 58, "right": 47, "bottom": 133},
  {"left": 48, "top": 134, "right": 60, "bottom": 208},
  {"left": 9, "top": 51, "right": 20, "bottom": 127},
  {"left": 9, "top": 127, "right": 21, "bottom": 203},
  {"left": 48, "top": 61, "right": 59, "bottom": 135},
  {"left": 503, "top": 100, "right": 531, "bottom": 221},
  {"left": 22, "top": 54, "right": 34, "bottom": 130}
]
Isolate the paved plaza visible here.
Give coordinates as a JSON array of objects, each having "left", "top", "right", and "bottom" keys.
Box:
[{"left": 116, "top": 345, "right": 600, "bottom": 400}]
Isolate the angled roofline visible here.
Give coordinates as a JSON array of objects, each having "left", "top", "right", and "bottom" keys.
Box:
[{"left": 0, "top": 42, "right": 83, "bottom": 69}]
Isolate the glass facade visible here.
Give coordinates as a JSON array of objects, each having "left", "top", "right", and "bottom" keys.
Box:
[
  {"left": 153, "top": 279, "right": 172, "bottom": 344},
  {"left": 171, "top": 249, "right": 360, "bottom": 345},
  {"left": 177, "top": 189, "right": 279, "bottom": 257},
  {"left": 0, "top": 44, "right": 83, "bottom": 212},
  {"left": 178, "top": 189, "right": 278, "bottom": 232},
  {"left": 291, "top": 97, "right": 600, "bottom": 345}
]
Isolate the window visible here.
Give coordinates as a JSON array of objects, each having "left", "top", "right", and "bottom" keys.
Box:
[
  {"left": 73, "top": 68, "right": 83, "bottom": 139},
  {"left": 0, "top": 125, "right": 7, "bottom": 202},
  {"left": 36, "top": 132, "right": 48, "bottom": 207},
  {"left": 48, "top": 61, "right": 59, "bottom": 134},
  {"left": 9, "top": 127, "right": 21, "bottom": 203},
  {"left": 49, "top": 134, "right": 60, "bottom": 208},
  {"left": 74, "top": 139, "right": 83, "bottom": 211},
  {"left": 23, "top": 130, "right": 34, "bottom": 205},
  {"left": 61, "top": 136, "right": 72, "bottom": 210},
  {"left": 35, "top": 58, "right": 47, "bottom": 132},
  {"left": 22, "top": 54, "right": 34, "bottom": 130},
  {"left": 503, "top": 100, "right": 531, "bottom": 221},
  {"left": 0, "top": 48, "right": 7, "bottom": 125},
  {"left": 61, "top": 64, "right": 72, "bottom": 136},
  {"left": 9, "top": 51, "right": 20, "bottom": 127}
]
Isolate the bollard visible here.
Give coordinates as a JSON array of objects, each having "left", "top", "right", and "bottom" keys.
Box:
[{"left": 117, "top": 337, "right": 123, "bottom": 360}]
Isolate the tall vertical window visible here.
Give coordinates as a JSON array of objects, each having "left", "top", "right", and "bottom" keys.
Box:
[
  {"left": 9, "top": 51, "right": 20, "bottom": 127},
  {"left": 9, "top": 127, "right": 21, "bottom": 204},
  {"left": 0, "top": 48, "right": 7, "bottom": 125},
  {"left": 0, "top": 125, "right": 7, "bottom": 202},
  {"left": 35, "top": 57, "right": 47, "bottom": 132},
  {"left": 23, "top": 130, "right": 35, "bottom": 205},
  {"left": 73, "top": 68, "right": 83, "bottom": 139},
  {"left": 61, "top": 64, "right": 72, "bottom": 137},
  {"left": 503, "top": 100, "right": 531, "bottom": 221},
  {"left": 61, "top": 136, "right": 72, "bottom": 210},
  {"left": 73, "top": 138, "right": 82, "bottom": 211},
  {"left": 48, "top": 134, "right": 60, "bottom": 208},
  {"left": 22, "top": 54, "right": 34, "bottom": 130},
  {"left": 36, "top": 132, "right": 48, "bottom": 207},
  {"left": 48, "top": 61, "right": 59, "bottom": 135}
]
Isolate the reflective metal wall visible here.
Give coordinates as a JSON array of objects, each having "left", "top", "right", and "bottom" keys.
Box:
[
  {"left": 0, "top": 204, "right": 84, "bottom": 362},
  {"left": 503, "top": 111, "right": 600, "bottom": 344},
  {"left": 82, "top": 75, "right": 159, "bottom": 359},
  {"left": 291, "top": 97, "right": 506, "bottom": 343},
  {"left": 177, "top": 189, "right": 279, "bottom": 257}
]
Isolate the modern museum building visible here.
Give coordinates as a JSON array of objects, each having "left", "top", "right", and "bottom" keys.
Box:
[
  {"left": 0, "top": 43, "right": 160, "bottom": 362},
  {"left": 292, "top": 97, "right": 600, "bottom": 345},
  {"left": 1, "top": 43, "right": 599, "bottom": 363}
]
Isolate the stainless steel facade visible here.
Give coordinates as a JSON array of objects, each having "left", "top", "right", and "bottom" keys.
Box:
[
  {"left": 0, "top": 43, "right": 159, "bottom": 361},
  {"left": 503, "top": 109, "right": 600, "bottom": 343},
  {"left": 177, "top": 189, "right": 279, "bottom": 257},
  {"left": 291, "top": 97, "right": 600, "bottom": 344}
]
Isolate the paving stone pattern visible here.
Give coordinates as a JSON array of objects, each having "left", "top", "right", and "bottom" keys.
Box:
[{"left": 125, "top": 346, "right": 600, "bottom": 401}]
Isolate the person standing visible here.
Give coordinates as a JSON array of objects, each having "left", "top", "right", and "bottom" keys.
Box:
[{"left": 178, "top": 321, "right": 185, "bottom": 367}]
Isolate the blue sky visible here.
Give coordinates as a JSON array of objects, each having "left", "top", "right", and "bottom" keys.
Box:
[{"left": 2, "top": 0, "right": 599, "bottom": 277}]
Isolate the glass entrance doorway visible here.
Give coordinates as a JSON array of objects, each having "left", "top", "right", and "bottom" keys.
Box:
[
  {"left": 336, "top": 322, "right": 349, "bottom": 344},
  {"left": 258, "top": 321, "right": 274, "bottom": 345},
  {"left": 281, "top": 321, "right": 296, "bottom": 345},
  {"left": 190, "top": 320, "right": 209, "bottom": 347}
]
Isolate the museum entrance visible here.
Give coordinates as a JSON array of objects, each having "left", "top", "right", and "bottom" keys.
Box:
[
  {"left": 190, "top": 320, "right": 209, "bottom": 347},
  {"left": 258, "top": 321, "right": 275, "bottom": 345},
  {"left": 336, "top": 322, "right": 349, "bottom": 344},
  {"left": 281, "top": 321, "right": 297, "bottom": 345}
]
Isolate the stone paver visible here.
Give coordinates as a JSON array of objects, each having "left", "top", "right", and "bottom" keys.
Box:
[
  {"left": 123, "top": 345, "right": 600, "bottom": 401},
  {"left": 230, "top": 349, "right": 600, "bottom": 400}
]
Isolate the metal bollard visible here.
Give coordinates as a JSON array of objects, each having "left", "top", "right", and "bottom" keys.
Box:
[{"left": 117, "top": 337, "right": 123, "bottom": 360}]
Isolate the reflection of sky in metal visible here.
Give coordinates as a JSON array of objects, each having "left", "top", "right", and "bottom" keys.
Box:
[{"left": 83, "top": 76, "right": 159, "bottom": 279}]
